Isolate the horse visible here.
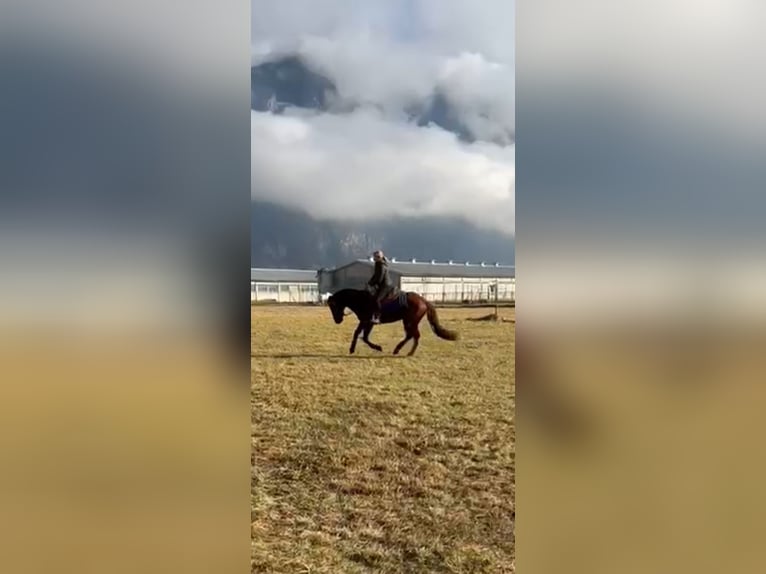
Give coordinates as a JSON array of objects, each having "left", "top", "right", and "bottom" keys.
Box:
[{"left": 326, "top": 288, "right": 459, "bottom": 356}]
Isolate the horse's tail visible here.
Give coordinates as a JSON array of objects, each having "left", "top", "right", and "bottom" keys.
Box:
[{"left": 425, "top": 300, "right": 459, "bottom": 341}]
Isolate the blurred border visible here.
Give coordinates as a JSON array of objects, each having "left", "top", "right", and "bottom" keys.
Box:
[
  {"left": 517, "top": 2, "right": 766, "bottom": 573},
  {"left": 0, "top": 2, "right": 251, "bottom": 573}
]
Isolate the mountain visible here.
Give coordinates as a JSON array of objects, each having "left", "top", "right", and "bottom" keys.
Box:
[
  {"left": 251, "top": 56, "right": 338, "bottom": 112},
  {"left": 413, "top": 91, "right": 473, "bottom": 143},
  {"left": 251, "top": 200, "right": 514, "bottom": 269}
]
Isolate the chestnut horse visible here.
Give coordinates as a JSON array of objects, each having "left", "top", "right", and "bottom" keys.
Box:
[{"left": 327, "top": 288, "right": 459, "bottom": 356}]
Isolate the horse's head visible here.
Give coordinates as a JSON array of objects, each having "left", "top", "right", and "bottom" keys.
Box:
[{"left": 327, "top": 294, "right": 345, "bottom": 324}]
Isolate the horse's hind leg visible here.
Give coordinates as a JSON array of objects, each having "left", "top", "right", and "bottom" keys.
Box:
[
  {"left": 393, "top": 323, "right": 412, "bottom": 355},
  {"left": 406, "top": 323, "right": 421, "bottom": 356},
  {"left": 362, "top": 323, "right": 383, "bottom": 352}
]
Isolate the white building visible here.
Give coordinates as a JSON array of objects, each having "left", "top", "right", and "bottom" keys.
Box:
[
  {"left": 318, "top": 258, "right": 515, "bottom": 304},
  {"left": 251, "top": 268, "right": 319, "bottom": 303}
]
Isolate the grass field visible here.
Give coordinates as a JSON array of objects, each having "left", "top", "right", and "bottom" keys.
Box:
[{"left": 251, "top": 305, "right": 515, "bottom": 573}]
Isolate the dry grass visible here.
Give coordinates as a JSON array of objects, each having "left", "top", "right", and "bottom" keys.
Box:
[{"left": 251, "top": 306, "right": 515, "bottom": 573}]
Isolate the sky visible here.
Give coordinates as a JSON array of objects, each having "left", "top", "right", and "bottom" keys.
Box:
[{"left": 250, "top": 0, "right": 515, "bottom": 236}]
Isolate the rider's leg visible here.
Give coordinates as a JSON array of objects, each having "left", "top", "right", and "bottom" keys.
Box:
[{"left": 371, "top": 290, "right": 382, "bottom": 323}]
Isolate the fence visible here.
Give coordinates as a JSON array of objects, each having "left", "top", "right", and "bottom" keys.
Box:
[
  {"left": 251, "top": 282, "right": 319, "bottom": 303},
  {"left": 400, "top": 278, "right": 515, "bottom": 304}
]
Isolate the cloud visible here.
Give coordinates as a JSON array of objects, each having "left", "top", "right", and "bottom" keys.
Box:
[
  {"left": 250, "top": 0, "right": 515, "bottom": 134},
  {"left": 436, "top": 52, "right": 515, "bottom": 143},
  {"left": 251, "top": 107, "right": 514, "bottom": 234},
  {"left": 251, "top": 0, "right": 515, "bottom": 65},
  {"left": 251, "top": 0, "right": 515, "bottom": 234}
]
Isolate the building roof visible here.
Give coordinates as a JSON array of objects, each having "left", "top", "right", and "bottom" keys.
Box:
[
  {"left": 251, "top": 267, "right": 318, "bottom": 283},
  {"left": 330, "top": 259, "right": 515, "bottom": 279}
]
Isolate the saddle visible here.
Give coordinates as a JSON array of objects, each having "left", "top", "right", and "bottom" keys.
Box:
[{"left": 380, "top": 291, "right": 398, "bottom": 305}]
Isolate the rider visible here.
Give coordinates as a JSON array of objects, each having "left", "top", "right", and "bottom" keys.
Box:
[{"left": 368, "top": 249, "right": 394, "bottom": 324}]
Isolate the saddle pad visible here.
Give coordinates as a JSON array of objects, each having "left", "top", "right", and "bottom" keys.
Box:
[{"left": 381, "top": 292, "right": 408, "bottom": 314}]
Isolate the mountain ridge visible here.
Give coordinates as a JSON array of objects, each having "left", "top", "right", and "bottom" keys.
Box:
[{"left": 251, "top": 200, "right": 514, "bottom": 269}]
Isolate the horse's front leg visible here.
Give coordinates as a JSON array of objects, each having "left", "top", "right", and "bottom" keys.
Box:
[
  {"left": 349, "top": 322, "right": 363, "bottom": 354},
  {"left": 362, "top": 323, "right": 383, "bottom": 352}
]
